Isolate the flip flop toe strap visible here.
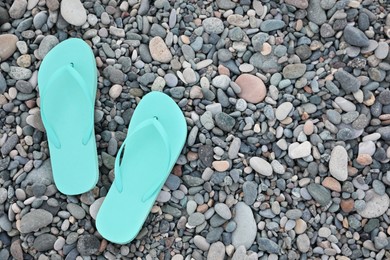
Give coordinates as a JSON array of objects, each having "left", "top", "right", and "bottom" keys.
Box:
[
  {"left": 114, "top": 117, "right": 171, "bottom": 202},
  {"left": 40, "top": 63, "right": 94, "bottom": 149}
]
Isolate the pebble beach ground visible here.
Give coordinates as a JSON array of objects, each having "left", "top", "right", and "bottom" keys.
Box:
[{"left": 0, "top": 0, "right": 390, "bottom": 259}]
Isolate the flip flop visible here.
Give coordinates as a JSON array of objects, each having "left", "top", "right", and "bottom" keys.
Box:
[
  {"left": 38, "top": 38, "right": 98, "bottom": 195},
  {"left": 96, "top": 91, "right": 187, "bottom": 244}
]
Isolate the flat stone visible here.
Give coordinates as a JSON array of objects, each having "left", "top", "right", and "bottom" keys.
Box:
[
  {"left": 89, "top": 197, "right": 104, "bottom": 220},
  {"left": 235, "top": 74, "right": 267, "bottom": 103},
  {"left": 1, "top": 134, "right": 19, "bottom": 155},
  {"left": 243, "top": 181, "right": 257, "bottom": 205},
  {"left": 149, "top": 36, "right": 172, "bottom": 63},
  {"left": 334, "top": 69, "right": 361, "bottom": 93},
  {"left": 188, "top": 212, "right": 205, "bottom": 226},
  {"left": 67, "top": 203, "right": 85, "bottom": 220},
  {"left": 329, "top": 145, "right": 348, "bottom": 181},
  {"left": 0, "top": 34, "right": 18, "bottom": 61},
  {"left": 288, "top": 141, "right": 312, "bottom": 159},
  {"left": 249, "top": 157, "right": 273, "bottom": 177},
  {"left": 357, "top": 189, "right": 390, "bottom": 218},
  {"left": 285, "top": 0, "right": 308, "bottom": 9},
  {"left": 203, "top": 18, "right": 224, "bottom": 34},
  {"left": 194, "top": 235, "right": 210, "bottom": 251},
  {"left": 33, "top": 234, "right": 56, "bottom": 251},
  {"left": 322, "top": 177, "right": 341, "bottom": 192},
  {"left": 282, "top": 64, "right": 306, "bottom": 79},
  {"left": 343, "top": 25, "right": 370, "bottom": 47},
  {"left": 9, "top": 66, "right": 32, "bottom": 80},
  {"left": 232, "top": 202, "right": 256, "bottom": 249},
  {"left": 307, "top": 183, "right": 331, "bottom": 206},
  {"left": 307, "top": 0, "right": 326, "bottom": 25},
  {"left": 215, "top": 112, "right": 235, "bottom": 132},
  {"left": 260, "top": 19, "right": 285, "bottom": 32},
  {"left": 257, "top": 237, "right": 280, "bottom": 254},
  {"left": 19, "top": 209, "right": 53, "bottom": 233},
  {"left": 9, "top": 0, "right": 27, "bottom": 19},
  {"left": 215, "top": 203, "right": 232, "bottom": 220},
  {"left": 77, "top": 235, "right": 100, "bottom": 256},
  {"left": 207, "top": 242, "right": 225, "bottom": 260},
  {"left": 375, "top": 42, "right": 389, "bottom": 59},
  {"left": 60, "top": 0, "right": 87, "bottom": 26},
  {"left": 216, "top": 0, "right": 236, "bottom": 9},
  {"left": 297, "top": 234, "right": 310, "bottom": 253},
  {"left": 276, "top": 102, "right": 293, "bottom": 121}
]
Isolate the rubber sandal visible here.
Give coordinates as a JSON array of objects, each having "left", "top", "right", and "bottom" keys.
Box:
[
  {"left": 96, "top": 91, "right": 187, "bottom": 244},
  {"left": 38, "top": 38, "right": 98, "bottom": 195}
]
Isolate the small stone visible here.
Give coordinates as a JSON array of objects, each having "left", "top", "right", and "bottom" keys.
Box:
[
  {"left": 19, "top": 209, "right": 53, "bottom": 233},
  {"left": 356, "top": 154, "right": 372, "bottom": 166},
  {"left": 297, "top": 234, "right": 310, "bottom": 253},
  {"left": 89, "top": 197, "right": 104, "bottom": 220},
  {"left": 203, "top": 18, "right": 224, "bottom": 34},
  {"left": 188, "top": 212, "right": 205, "bottom": 226},
  {"left": 375, "top": 42, "right": 389, "bottom": 59},
  {"left": 235, "top": 74, "right": 267, "bottom": 103},
  {"left": 212, "top": 161, "right": 229, "bottom": 172},
  {"left": 60, "top": 0, "right": 87, "bottom": 26},
  {"left": 329, "top": 145, "right": 348, "bottom": 181},
  {"left": 232, "top": 202, "right": 256, "bottom": 249},
  {"left": 288, "top": 141, "right": 312, "bottom": 159},
  {"left": 343, "top": 26, "right": 370, "bottom": 47},
  {"left": 215, "top": 203, "right": 232, "bottom": 220},
  {"left": 260, "top": 19, "right": 285, "bottom": 32},
  {"left": 322, "top": 177, "right": 341, "bottom": 192},
  {"left": 33, "top": 234, "right": 56, "bottom": 251},
  {"left": 307, "top": 183, "right": 331, "bottom": 206},
  {"left": 276, "top": 102, "right": 293, "bottom": 121},
  {"left": 257, "top": 237, "right": 280, "bottom": 254},
  {"left": 194, "top": 235, "right": 210, "bottom": 251},
  {"left": 0, "top": 34, "right": 18, "bottom": 61},
  {"left": 67, "top": 203, "right": 85, "bottom": 220},
  {"left": 1, "top": 134, "right": 19, "bottom": 155},
  {"left": 334, "top": 69, "right": 361, "bottom": 93},
  {"left": 307, "top": 0, "right": 327, "bottom": 25},
  {"left": 243, "top": 181, "right": 258, "bottom": 205},
  {"left": 295, "top": 219, "right": 307, "bottom": 234},
  {"left": 250, "top": 157, "right": 273, "bottom": 177},
  {"left": 149, "top": 36, "right": 172, "bottom": 63},
  {"left": 9, "top": 0, "right": 27, "bottom": 19},
  {"left": 282, "top": 64, "right": 306, "bottom": 79},
  {"left": 215, "top": 112, "right": 235, "bottom": 132},
  {"left": 207, "top": 242, "right": 225, "bottom": 260},
  {"left": 285, "top": 0, "right": 308, "bottom": 8},
  {"left": 38, "top": 35, "right": 59, "bottom": 60},
  {"left": 357, "top": 189, "right": 390, "bottom": 218},
  {"left": 340, "top": 199, "right": 354, "bottom": 213},
  {"left": 212, "top": 75, "right": 230, "bottom": 90},
  {"left": 109, "top": 84, "right": 122, "bottom": 99},
  {"left": 77, "top": 235, "right": 100, "bottom": 256}
]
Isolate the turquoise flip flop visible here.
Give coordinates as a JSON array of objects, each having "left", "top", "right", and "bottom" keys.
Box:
[
  {"left": 96, "top": 91, "right": 187, "bottom": 244},
  {"left": 38, "top": 38, "right": 98, "bottom": 195}
]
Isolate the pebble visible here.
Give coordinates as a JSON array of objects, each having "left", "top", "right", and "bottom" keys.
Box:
[
  {"left": 260, "top": 19, "right": 286, "bottom": 32},
  {"left": 307, "top": 0, "right": 326, "bottom": 25},
  {"left": 334, "top": 69, "right": 361, "bottom": 93},
  {"left": 9, "top": 0, "right": 27, "bottom": 19},
  {"left": 60, "top": 0, "right": 87, "bottom": 26},
  {"left": 288, "top": 141, "right": 312, "bottom": 159},
  {"left": 215, "top": 203, "right": 232, "bottom": 220},
  {"left": 329, "top": 145, "right": 348, "bottom": 181},
  {"left": 77, "top": 235, "right": 100, "bottom": 256},
  {"left": 215, "top": 112, "right": 235, "bottom": 132},
  {"left": 307, "top": 183, "right": 331, "bottom": 206},
  {"left": 375, "top": 42, "right": 389, "bottom": 59},
  {"left": 276, "top": 102, "right": 293, "bottom": 121},
  {"left": 285, "top": 0, "right": 308, "bottom": 9},
  {"left": 203, "top": 18, "right": 224, "bottom": 34},
  {"left": 194, "top": 235, "right": 210, "bottom": 251},
  {"left": 232, "top": 202, "right": 256, "bottom": 249},
  {"left": 207, "top": 242, "right": 225, "bottom": 260},
  {"left": 0, "top": 34, "right": 18, "bottom": 61},
  {"left": 257, "top": 238, "right": 280, "bottom": 254},
  {"left": 249, "top": 157, "right": 273, "bottom": 176},
  {"left": 282, "top": 64, "right": 306, "bottom": 79},
  {"left": 33, "top": 234, "right": 56, "bottom": 251},
  {"left": 109, "top": 84, "right": 122, "bottom": 99},
  {"left": 149, "top": 36, "right": 172, "bottom": 63},
  {"left": 343, "top": 26, "right": 370, "bottom": 47},
  {"left": 89, "top": 197, "right": 104, "bottom": 220},
  {"left": 296, "top": 234, "right": 310, "bottom": 253},
  {"left": 38, "top": 35, "right": 59, "bottom": 60},
  {"left": 243, "top": 181, "right": 258, "bottom": 205},
  {"left": 235, "top": 74, "right": 266, "bottom": 103},
  {"left": 19, "top": 209, "right": 53, "bottom": 233},
  {"left": 357, "top": 189, "right": 390, "bottom": 218}
]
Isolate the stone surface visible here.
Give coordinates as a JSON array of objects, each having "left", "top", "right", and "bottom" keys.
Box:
[
  {"left": 0, "top": 34, "right": 18, "bottom": 61},
  {"left": 149, "top": 36, "right": 172, "bottom": 63},
  {"left": 19, "top": 209, "right": 53, "bottom": 233},
  {"left": 232, "top": 202, "right": 256, "bottom": 249},
  {"left": 60, "top": 0, "right": 87, "bottom": 26},
  {"left": 329, "top": 145, "right": 348, "bottom": 181},
  {"left": 357, "top": 189, "right": 390, "bottom": 218},
  {"left": 235, "top": 74, "right": 267, "bottom": 104}
]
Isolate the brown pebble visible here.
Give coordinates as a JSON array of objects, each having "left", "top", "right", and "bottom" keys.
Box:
[
  {"left": 212, "top": 160, "right": 230, "bottom": 172},
  {"left": 197, "top": 204, "right": 208, "bottom": 213},
  {"left": 356, "top": 154, "right": 372, "bottom": 166},
  {"left": 187, "top": 151, "right": 198, "bottom": 161},
  {"left": 340, "top": 199, "right": 354, "bottom": 213},
  {"left": 303, "top": 120, "right": 314, "bottom": 135},
  {"left": 218, "top": 64, "right": 230, "bottom": 76},
  {"left": 322, "top": 176, "right": 341, "bottom": 192},
  {"left": 172, "top": 165, "right": 182, "bottom": 177},
  {"left": 235, "top": 74, "right": 267, "bottom": 104}
]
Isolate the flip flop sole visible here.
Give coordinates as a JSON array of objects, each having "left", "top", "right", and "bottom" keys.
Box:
[
  {"left": 38, "top": 38, "right": 98, "bottom": 195},
  {"left": 96, "top": 91, "right": 187, "bottom": 244}
]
